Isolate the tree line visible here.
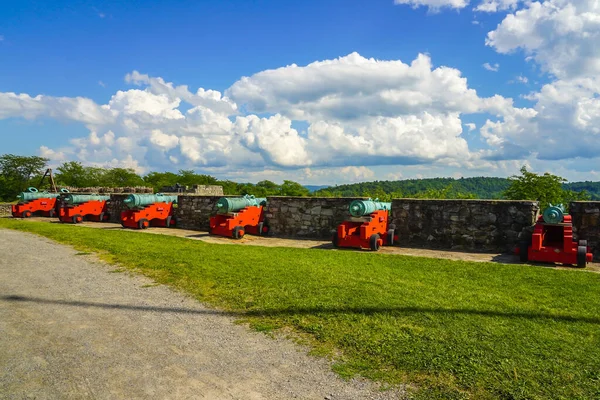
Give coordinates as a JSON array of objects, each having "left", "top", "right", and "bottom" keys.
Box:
[
  {"left": 0, "top": 154, "right": 596, "bottom": 210},
  {"left": 0, "top": 155, "right": 311, "bottom": 201}
]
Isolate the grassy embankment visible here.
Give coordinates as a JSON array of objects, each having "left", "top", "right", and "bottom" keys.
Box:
[{"left": 1, "top": 218, "right": 599, "bottom": 399}]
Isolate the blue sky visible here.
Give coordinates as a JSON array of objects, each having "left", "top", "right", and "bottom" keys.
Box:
[{"left": 1, "top": 0, "right": 598, "bottom": 184}]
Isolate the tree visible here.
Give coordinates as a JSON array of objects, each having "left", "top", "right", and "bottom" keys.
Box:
[
  {"left": 143, "top": 171, "right": 180, "bottom": 192},
  {"left": 55, "top": 161, "right": 97, "bottom": 187},
  {"left": 280, "top": 180, "right": 310, "bottom": 196},
  {"left": 177, "top": 170, "right": 218, "bottom": 187},
  {"left": 503, "top": 166, "right": 583, "bottom": 209},
  {"left": 0, "top": 154, "right": 48, "bottom": 201},
  {"left": 99, "top": 168, "right": 145, "bottom": 187}
]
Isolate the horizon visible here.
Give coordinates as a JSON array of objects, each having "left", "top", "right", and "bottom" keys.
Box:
[{"left": 2, "top": 1, "right": 600, "bottom": 184}]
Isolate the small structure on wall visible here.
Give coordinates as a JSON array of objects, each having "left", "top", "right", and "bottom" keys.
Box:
[
  {"left": 63, "top": 186, "right": 153, "bottom": 194},
  {"left": 160, "top": 184, "right": 223, "bottom": 196}
]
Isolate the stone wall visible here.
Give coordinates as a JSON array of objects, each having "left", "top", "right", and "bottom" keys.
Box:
[
  {"left": 390, "top": 199, "right": 539, "bottom": 251},
  {"left": 265, "top": 197, "right": 366, "bottom": 238},
  {"left": 64, "top": 187, "right": 153, "bottom": 194},
  {"left": 174, "top": 195, "right": 225, "bottom": 230},
  {"left": 569, "top": 201, "right": 600, "bottom": 261},
  {"left": 0, "top": 203, "right": 12, "bottom": 216},
  {"left": 160, "top": 184, "right": 223, "bottom": 196},
  {"left": 106, "top": 194, "right": 130, "bottom": 223}
]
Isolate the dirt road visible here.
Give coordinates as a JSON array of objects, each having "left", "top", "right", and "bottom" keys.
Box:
[{"left": 0, "top": 229, "right": 404, "bottom": 399}]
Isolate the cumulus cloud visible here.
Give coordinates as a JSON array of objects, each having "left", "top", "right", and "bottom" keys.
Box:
[
  {"left": 475, "top": 0, "right": 519, "bottom": 12},
  {"left": 486, "top": 0, "right": 600, "bottom": 80},
  {"left": 227, "top": 52, "right": 482, "bottom": 121},
  {"left": 480, "top": 0, "right": 600, "bottom": 162},
  {"left": 0, "top": 92, "right": 114, "bottom": 125},
  {"left": 0, "top": 50, "right": 582, "bottom": 180}
]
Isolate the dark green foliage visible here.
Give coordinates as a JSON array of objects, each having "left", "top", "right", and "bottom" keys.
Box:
[
  {"left": 3, "top": 219, "right": 600, "bottom": 400},
  {"left": 564, "top": 181, "right": 600, "bottom": 200},
  {"left": 3, "top": 154, "right": 600, "bottom": 203},
  {"left": 504, "top": 166, "right": 591, "bottom": 209},
  {"left": 314, "top": 174, "right": 600, "bottom": 203},
  {"left": 0, "top": 154, "right": 49, "bottom": 200},
  {"left": 54, "top": 162, "right": 144, "bottom": 188},
  {"left": 314, "top": 177, "right": 511, "bottom": 199}
]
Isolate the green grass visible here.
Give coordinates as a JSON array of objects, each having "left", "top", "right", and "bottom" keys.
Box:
[{"left": 1, "top": 218, "right": 599, "bottom": 399}]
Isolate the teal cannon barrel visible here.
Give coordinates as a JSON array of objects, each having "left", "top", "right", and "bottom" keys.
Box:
[
  {"left": 16, "top": 187, "right": 68, "bottom": 203},
  {"left": 123, "top": 194, "right": 178, "bottom": 209},
  {"left": 542, "top": 204, "right": 566, "bottom": 224},
  {"left": 349, "top": 199, "right": 391, "bottom": 217},
  {"left": 216, "top": 195, "right": 267, "bottom": 214},
  {"left": 63, "top": 194, "right": 110, "bottom": 205}
]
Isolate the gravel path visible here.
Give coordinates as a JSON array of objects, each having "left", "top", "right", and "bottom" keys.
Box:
[{"left": 0, "top": 229, "right": 405, "bottom": 400}]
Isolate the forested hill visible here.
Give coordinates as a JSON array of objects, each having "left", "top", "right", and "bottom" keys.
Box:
[
  {"left": 563, "top": 182, "right": 600, "bottom": 199},
  {"left": 313, "top": 177, "right": 600, "bottom": 199}
]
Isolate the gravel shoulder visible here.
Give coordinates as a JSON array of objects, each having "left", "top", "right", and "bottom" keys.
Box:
[{"left": 0, "top": 228, "right": 405, "bottom": 400}]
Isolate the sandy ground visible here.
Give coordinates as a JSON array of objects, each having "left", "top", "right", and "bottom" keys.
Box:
[
  {"left": 0, "top": 229, "right": 406, "bottom": 400},
  {"left": 10, "top": 216, "right": 600, "bottom": 273}
]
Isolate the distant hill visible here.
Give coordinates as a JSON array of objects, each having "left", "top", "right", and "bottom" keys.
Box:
[
  {"left": 304, "top": 185, "right": 331, "bottom": 193},
  {"left": 564, "top": 182, "right": 600, "bottom": 200},
  {"left": 313, "top": 177, "right": 600, "bottom": 200}
]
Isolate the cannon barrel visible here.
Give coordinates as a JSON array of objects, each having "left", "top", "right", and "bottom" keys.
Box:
[
  {"left": 123, "top": 193, "right": 178, "bottom": 209},
  {"left": 542, "top": 204, "right": 566, "bottom": 224},
  {"left": 216, "top": 195, "right": 267, "bottom": 214},
  {"left": 348, "top": 199, "right": 391, "bottom": 217},
  {"left": 16, "top": 187, "right": 69, "bottom": 203},
  {"left": 63, "top": 194, "right": 111, "bottom": 205}
]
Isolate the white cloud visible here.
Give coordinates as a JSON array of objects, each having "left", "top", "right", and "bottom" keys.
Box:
[
  {"left": 483, "top": 62, "right": 500, "bottom": 72},
  {"left": 227, "top": 52, "right": 483, "bottom": 121},
  {"left": 0, "top": 92, "right": 114, "bottom": 125},
  {"left": 475, "top": 0, "right": 519, "bottom": 12},
  {"left": 339, "top": 166, "right": 376, "bottom": 180},
  {"left": 149, "top": 129, "right": 179, "bottom": 150},
  {"left": 393, "top": 0, "right": 469, "bottom": 11},
  {"left": 486, "top": 0, "right": 600, "bottom": 80},
  {"left": 516, "top": 75, "right": 529, "bottom": 83},
  {"left": 125, "top": 70, "right": 237, "bottom": 115},
  {"left": 108, "top": 89, "right": 184, "bottom": 121},
  {"left": 39, "top": 146, "right": 67, "bottom": 162},
  {"left": 481, "top": 0, "right": 600, "bottom": 162},
  {"left": 234, "top": 114, "right": 311, "bottom": 167},
  {"left": 98, "top": 81, "right": 106, "bottom": 87},
  {"left": 0, "top": 50, "right": 595, "bottom": 182}
]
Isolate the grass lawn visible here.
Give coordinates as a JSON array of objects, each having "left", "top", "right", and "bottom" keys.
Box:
[{"left": 1, "top": 218, "right": 599, "bottom": 399}]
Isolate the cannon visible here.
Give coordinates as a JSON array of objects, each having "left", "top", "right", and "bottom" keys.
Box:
[
  {"left": 518, "top": 204, "right": 593, "bottom": 268},
  {"left": 12, "top": 187, "right": 69, "bottom": 218},
  {"left": 120, "top": 193, "right": 178, "bottom": 229},
  {"left": 542, "top": 204, "right": 565, "bottom": 224},
  {"left": 333, "top": 199, "right": 396, "bottom": 251},
  {"left": 209, "top": 194, "right": 268, "bottom": 239},
  {"left": 58, "top": 194, "right": 111, "bottom": 223}
]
